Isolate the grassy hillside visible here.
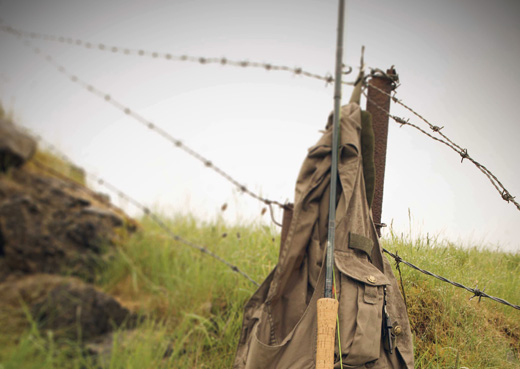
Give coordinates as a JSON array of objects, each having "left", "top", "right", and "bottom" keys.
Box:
[
  {"left": 0, "top": 211, "right": 518, "bottom": 369},
  {"left": 0, "top": 122, "right": 518, "bottom": 368},
  {"left": 383, "top": 232, "right": 519, "bottom": 368}
]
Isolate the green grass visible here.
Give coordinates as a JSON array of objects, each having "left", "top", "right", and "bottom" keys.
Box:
[
  {"left": 28, "top": 150, "right": 87, "bottom": 185},
  {"left": 383, "top": 230, "right": 520, "bottom": 368},
  {"left": 0, "top": 212, "right": 518, "bottom": 368},
  {"left": 97, "top": 215, "right": 278, "bottom": 368}
]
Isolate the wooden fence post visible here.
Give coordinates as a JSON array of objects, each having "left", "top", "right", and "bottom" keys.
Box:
[{"left": 366, "top": 68, "right": 398, "bottom": 237}]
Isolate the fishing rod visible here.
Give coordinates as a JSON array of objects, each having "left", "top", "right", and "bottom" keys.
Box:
[{"left": 316, "top": 0, "right": 345, "bottom": 368}]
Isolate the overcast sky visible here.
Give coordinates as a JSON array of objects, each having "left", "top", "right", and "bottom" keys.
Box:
[{"left": 0, "top": 0, "right": 519, "bottom": 252}]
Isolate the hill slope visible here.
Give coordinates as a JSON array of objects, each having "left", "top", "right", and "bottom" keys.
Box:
[{"left": 1, "top": 211, "right": 518, "bottom": 368}]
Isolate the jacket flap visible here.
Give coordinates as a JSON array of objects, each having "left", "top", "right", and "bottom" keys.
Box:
[
  {"left": 334, "top": 249, "right": 390, "bottom": 286},
  {"left": 348, "top": 232, "right": 374, "bottom": 256}
]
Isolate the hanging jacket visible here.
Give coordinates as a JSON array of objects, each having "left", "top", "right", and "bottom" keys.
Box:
[{"left": 234, "top": 103, "right": 414, "bottom": 369}]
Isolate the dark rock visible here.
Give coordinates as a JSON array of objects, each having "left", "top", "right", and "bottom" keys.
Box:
[
  {"left": 0, "top": 166, "right": 134, "bottom": 282},
  {"left": 0, "top": 118, "right": 36, "bottom": 171},
  {"left": 32, "top": 279, "right": 135, "bottom": 340},
  {"left": 0, "top": 274, "right": 135, "bottom": 340}
]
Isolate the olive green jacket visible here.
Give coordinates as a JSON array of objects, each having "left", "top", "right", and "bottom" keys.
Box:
[{"left": 234, "top": 103, "right": 414, "bottom": 369}]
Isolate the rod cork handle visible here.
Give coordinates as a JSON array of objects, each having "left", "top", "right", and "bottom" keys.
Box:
[{"left": 316, "top": 297, "right": 339, "bottom": 369}]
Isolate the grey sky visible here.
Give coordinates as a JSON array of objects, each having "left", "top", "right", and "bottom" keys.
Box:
[{"left": 0, "top": 0, "right": 519, "bottom": 251}]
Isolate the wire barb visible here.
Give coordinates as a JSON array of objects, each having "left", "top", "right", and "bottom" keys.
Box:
[
  {"left": 501, "top": 190, "right": 515, "bottom": 203},
  {"left": 392, "top": 115, "right": 409, "bottom": 127},
  {"left": 469, "top": 285, "right": 486, "bottom": 303},
  {"left": 459, "top": 149, "right": 469, "bottom": 163}
]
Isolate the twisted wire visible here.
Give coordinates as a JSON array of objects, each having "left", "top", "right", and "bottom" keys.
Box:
[
  {"left": 29, "top": 139, "right": 259, "bottom": 287},
  {"left": 383, "top": 248, "right": 520, "bottom": 311},
  {"left": 0, "top": 23, "right": 354, "bottom": 87},
  {"left": 10, "top": 36, "right": 286, "bottom": 210}
]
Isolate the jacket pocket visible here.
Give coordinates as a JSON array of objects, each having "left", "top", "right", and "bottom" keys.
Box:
[
  {"left": 334, "top": 248, "right": 390, "bottom": 367},
  {"left": 245, "top": 332, "right": 287, "bottom": 369},
  {"left": 244, "top": 301, "right": 316, "bottom": 369},
  {"left": 244, "top": 255, "right": 327, "bottom": 369}
]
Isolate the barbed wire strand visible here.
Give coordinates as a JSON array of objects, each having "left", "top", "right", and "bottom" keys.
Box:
[
  {"left": 363, "top": 82, "right": 519, "bottom": 212},
  {"left": 7, "top": 35, "right": 287, "bottom": 212},
  {"left": 28, "top": 141, "right": 260, "bottom": 287},
  {"left": 383, "top": 248, "right": 520, "bottom": 311},
  {"left": 362, "top": 90, "right": 520, "bottom": 212},
  {"left": 0, "top": 23, "right": 354, "bottom": 87}
]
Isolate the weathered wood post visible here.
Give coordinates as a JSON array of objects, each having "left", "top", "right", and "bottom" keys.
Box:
[{"left": 366, "top": 68, "right": 398, "bottom": 237}]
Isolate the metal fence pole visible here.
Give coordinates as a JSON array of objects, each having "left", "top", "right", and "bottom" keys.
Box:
[{"left": 366, "top": 67, "right": 398, "bottom": 237}]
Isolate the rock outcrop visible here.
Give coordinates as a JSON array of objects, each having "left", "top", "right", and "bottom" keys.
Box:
[
  {"left": 0, "top": 166, "right": 130, "bottom": 282},
  {"left": 0, "top": 118, "right": 36, "bottom": 171},
  {"left": 0, "top": 118, "right": 137, "bottom": 343}
]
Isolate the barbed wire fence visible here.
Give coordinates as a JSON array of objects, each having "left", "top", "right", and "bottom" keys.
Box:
[
  {"left": 1, "top": 25, "right": 519, "bottom": 311},
  {"left": 2, "top": 23, "right": 517, "bottom": 214}
]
